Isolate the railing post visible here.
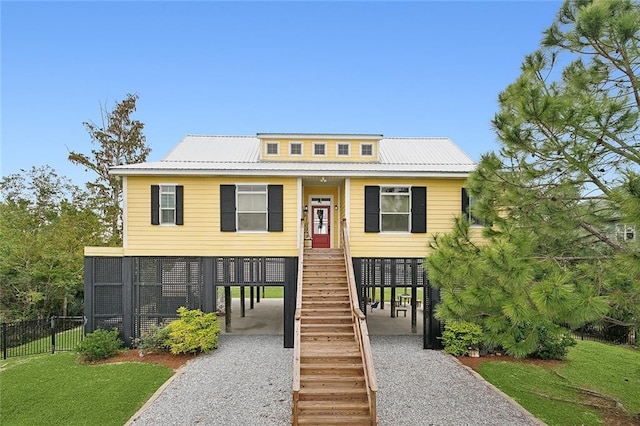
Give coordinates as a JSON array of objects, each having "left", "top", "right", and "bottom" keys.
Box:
[
  {"left": 50, "top": 317, "right": 56, "bottom": 354},
  {"left": 2, "top": 322, "right": 7, "bottom": 359}
]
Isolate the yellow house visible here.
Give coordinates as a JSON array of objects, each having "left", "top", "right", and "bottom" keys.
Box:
[{"left": 84, "top": 133, "right": 476, "bottom": 348}]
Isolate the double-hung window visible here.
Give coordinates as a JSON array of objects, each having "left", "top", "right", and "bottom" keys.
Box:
[
  {"left": 221, "top": 184, "right": 283, "bottom": 232},
  {"left": 237, "top": 185, "right": 268, "bottom": 231},
  {"left": 160, "top": 185, "right": 176, "bottom": 224},
  {"left": 151, "top": 185, "right": 184, "bottom": 225},
  {"left": 364, "top": 185, "right": 426, "bottom": 233},
  {"left": 461, "top": 188, "right": 482, "bottom": 225},
  {"left": 380, "top": 186, "right": 410, "bottom": 232}
]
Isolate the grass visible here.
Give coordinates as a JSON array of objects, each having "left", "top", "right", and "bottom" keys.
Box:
[
  {"left": 476, "top": 340, "right": 640, "bottom": 425},
  {"left": 228, "top": 286, "right": 424, "bottom": 303},
  {"left": 0, "top": 352, "right": 174, "bottom": 426},
  {"left": 229, "top": 286, "right": 283, "bottom": 298}
]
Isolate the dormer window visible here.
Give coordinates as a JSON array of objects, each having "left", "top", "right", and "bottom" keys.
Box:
[
  {"left": 361, "top": 143, "right": 373, "bottom": 157},
  {"left": 313, "top": 143, "right": 326, "bottom": 156},
  {"left": 266, "top": 142, "right": 279, "bottom": 156},
  {"left": 289, "top": 142, "right": 302, "bottom": 156},
  {"left": 337, "top": 143, "right": 350, "bottom": 156}
]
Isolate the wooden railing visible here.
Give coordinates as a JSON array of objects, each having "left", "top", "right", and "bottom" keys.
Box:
[
  {"left": 292, "top": 218, "right": 304, "bottom": 424},
  {"left": 341, "top": 219, "right": 378, "bottom": 425}
]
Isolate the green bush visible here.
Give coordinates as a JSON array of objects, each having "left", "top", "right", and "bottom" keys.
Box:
[
  {"left": 441, "top": 321, "right": 483, "bottom": 356},
  {"left": 75, "top": 328, "right": 124, "bottom": 361},
  {"left": 531, "top": 324, "right": 576, "bottom": 360},
  {"left": 164, "top": 307, "right": 220, "bottom": 355},
  {"left": 132, "top": 325, "right": 170, "bottom": 353}
]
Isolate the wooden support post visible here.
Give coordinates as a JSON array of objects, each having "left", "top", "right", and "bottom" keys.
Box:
[
  {"left": 250, "top": 286, "right": 254, "bottom": 309},
  {"left": 240, "top": 286, "right": 246, "bottom": 317},
  {"left": 390, "top": 286, "right": 396, "bottom": 318},
  {"left": 256, "top": 285, "right": 261, "bottom": 303},
  {"left": 225, "top": 286, "right": 231, "bottom": 332}
]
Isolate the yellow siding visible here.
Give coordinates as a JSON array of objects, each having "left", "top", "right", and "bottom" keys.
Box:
[
  {"left": 85, "top": 247, "right": 124, "bottom": 257},
  {"left": 348, "top": 177, "right": 467, "bottom": 258},
  {"left": 260, "top": 138, "right": 378, "bottom": 163},
  {"left": 124, "top": 176, "right": 299, "bottom": 257}
]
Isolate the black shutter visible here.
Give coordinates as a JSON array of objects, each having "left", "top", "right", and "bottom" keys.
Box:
[
  {"left": 176, "top": 185, "right": 184, "bottom": 225},
  {"left": 268, "top": 185, "right": 283, "bottom": 232},
  {"left": 220, "top": 185, "right": 236, "bottom": 231},
  {"left": 462, "top": 187, "right": 470, "bottom": 217},
  {"left": 151, "top": 185, "right": 160, "bottom": 225},
  {"left": 411, "top": 186, "right": 427, "bottom": 233},
  {"left": 364, "top": 186, "right": 380, "bottom": 233}
]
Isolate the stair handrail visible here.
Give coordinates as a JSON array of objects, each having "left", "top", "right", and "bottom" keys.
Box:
[
  {"left": 292, "top": 218, "right": 304, "bottom": 424},
  {"left": 341, "top": 219, "right": 378, "bottom": 425}
]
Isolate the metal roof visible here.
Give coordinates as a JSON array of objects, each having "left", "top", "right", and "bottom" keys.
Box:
[{"left": 111, "top": 134, "right": 476, "bottom": 177}]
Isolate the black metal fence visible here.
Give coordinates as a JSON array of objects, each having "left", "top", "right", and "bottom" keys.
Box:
[
  {"left": 571, "top": 323, "right": 637, "bottom": 346},
  {"left": 1, "top": 316, "right": 85, "bottom": 359}
]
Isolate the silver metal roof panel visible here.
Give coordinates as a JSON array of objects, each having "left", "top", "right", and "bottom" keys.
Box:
[{"left": 112, "top": 134, "right": 476, "bottom": 176}]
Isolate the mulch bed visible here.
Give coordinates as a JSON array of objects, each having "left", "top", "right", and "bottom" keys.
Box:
[{"left": 90, "top": 349, "right": 197, "bottom": 371}]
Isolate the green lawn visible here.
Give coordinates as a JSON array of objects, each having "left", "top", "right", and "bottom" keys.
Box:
[
  {"left": 229, "top": 286, "right": 283, "bottom": 298},
  {"left": 229, "top": 286, "right": 424, "bottom": 302},
  {"left": 476, "top": 340, "right": 640, "bottom": 425},
  {"left": 0, "top": 352, "right": 174, "bottom": 426}
]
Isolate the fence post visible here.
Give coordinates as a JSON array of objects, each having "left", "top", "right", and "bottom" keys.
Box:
[
  {"left": 51, "top": 317, "right": 56, "bottom": 354},
  {"left": 2, "top": 322, "right": 7, "bottom": 360}
]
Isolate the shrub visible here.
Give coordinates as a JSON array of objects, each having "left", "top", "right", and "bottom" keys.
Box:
[
  {"left": 132, "top": 325, "right": 170, "bottom": 353},
  {"left": 76, "top": 328, "right": 124, "bottom": 361},
  {"left": 531, "top": 324, "right": 576, "bottom": 360},
  {"left": 441, "top": 321, "right": 483, "bottom": 356},
  {"left": 164, "top": 307, "right": 220, "bottom": 355}
]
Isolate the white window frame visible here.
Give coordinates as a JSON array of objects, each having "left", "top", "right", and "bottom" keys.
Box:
[
  {"left": 380, "top": 185, "right": 411, "bottom": 233},
  {"left": 289, "top": 142, "right": 303, "bottom": 156},
  {"left": 337, "top": 143, "right": 350, "bottom": 157},
  {"left": 466, "top": 195, "right": 482, "bottom": 226},
  {"left": 360, "top": 143, "right": 374, "bottom": 157},
  {"left": 265, "top": 142, "right": 279, "bottom": 156},
  {"left": 616, "top": 224, "right": 635, "bottom": 241},
  {"left": 236, "top": 184, "right": 268, "bottom": 232},
  {"left": 160, "top": 184, "right": 176, "bottom": 225},
  {"left": 313, "top": 142, "right": 327, "bottom": 157}
]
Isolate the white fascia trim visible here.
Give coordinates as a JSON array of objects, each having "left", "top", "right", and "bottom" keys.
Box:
[
  {"left": 345, "top": 178, "right": 350, "bottom": 231},
  {"left": 297, "top": 177, "right": 302, "bottom": 249},
  {"left": 122, "top": 176, "right": 128, "bottom": 249},
  {"left": 110, "top": 169, "right": 473, "bottom": 178},
  {"left": 258, "top": 133, "right": 383, "bottom": 140}
]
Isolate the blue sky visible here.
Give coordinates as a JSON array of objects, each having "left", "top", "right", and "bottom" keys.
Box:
[{"left": 2, "top": 1, "right": 561, "bottom": 187}]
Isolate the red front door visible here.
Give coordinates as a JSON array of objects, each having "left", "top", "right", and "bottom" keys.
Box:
[{"left": 311, "top": 206, "right": 330, "bottom": 248}]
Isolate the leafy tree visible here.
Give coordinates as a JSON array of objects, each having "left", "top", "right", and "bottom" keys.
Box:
[
  {"left": 68, "top": 93, "right": 150, "bottom": 246},
  {"left": 428, "top": 0, "right": 640, "bottom": 357},
  {"left": 0, "top": 166, "right": 104, "bottom": 320}
]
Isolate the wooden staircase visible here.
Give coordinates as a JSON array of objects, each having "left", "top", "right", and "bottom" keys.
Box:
[{"left": 293, "top": 248, "right": 375, "bottom": 425}]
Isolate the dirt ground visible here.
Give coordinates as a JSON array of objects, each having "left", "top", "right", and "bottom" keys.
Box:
[{"left": 92, "top": 349, "right": 197, "bottom": 371}]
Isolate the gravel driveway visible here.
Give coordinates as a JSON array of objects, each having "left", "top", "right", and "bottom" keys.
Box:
[{"left": 129, "top": 335, "right": 541, "bottom": 426}]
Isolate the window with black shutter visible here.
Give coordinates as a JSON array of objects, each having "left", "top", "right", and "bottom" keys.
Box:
[
  {"left": 151, "top": 185, "right": 183, "bottom": 225},
  {"left": 411, "top": 186, "right": 426, "bottom": 233},
  {"left": 364, "top": 186, "right": 380, "bottom": 232}
]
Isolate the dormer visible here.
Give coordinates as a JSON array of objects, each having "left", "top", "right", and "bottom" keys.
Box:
[{"left": 257, "top": 133, "right": 382, "bottom": 162}]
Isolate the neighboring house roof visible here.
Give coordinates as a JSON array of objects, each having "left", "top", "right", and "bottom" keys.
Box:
[{"left": 110, "top": 134, "right": 477, "bottom": 178}]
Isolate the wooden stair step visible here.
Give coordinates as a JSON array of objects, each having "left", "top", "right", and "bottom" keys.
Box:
[
  {"left": 296, "top": 415, "right": 371, "bottom": 425},
  {"left": 300, "top": 364, "right": 364, "bottom": 375},
  {"left": 296, "top": 400, "right": 370, "bottom": 413},
  {"left": 300, "top": 375, "right": 365, "bottom": 387},
  {"left": 301, "top": 315, "right": 352, "bottom": 323},
  {"left": 298, "top": 387, "right": 368, "bottom": 401}
]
